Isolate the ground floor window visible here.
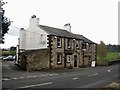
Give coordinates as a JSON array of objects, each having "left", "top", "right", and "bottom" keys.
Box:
[
  {"left": 67, "top": 55, "right": 71, "bottom": 63},
  {"left": 57, "top": 53, "right": 62, "bottom": 65}
]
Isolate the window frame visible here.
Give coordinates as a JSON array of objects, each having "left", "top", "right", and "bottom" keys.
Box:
[
  {"left": 76, "top": 40, "right": 79, "bottom": 49},
  {"left": 57, "top": 37, "right": 62, "bottom": 48},
  {"left": 82, "top": 43, "right": 87, "bottom": 50},
  {"left": 67, "top": 55, "right": 71, "bottom": 63},
  {"left": 67, "top": 39, "right": 71, "bottom": 49},
  {"left": 57, "top": 53, "right": 62, "bottom": 65}
]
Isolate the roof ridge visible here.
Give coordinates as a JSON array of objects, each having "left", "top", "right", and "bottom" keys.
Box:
[{"left": 38, "top": 24, "right": 95, "bottom": 44}]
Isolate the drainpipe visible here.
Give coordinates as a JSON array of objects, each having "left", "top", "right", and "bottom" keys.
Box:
[
  {"left": 64, "top": 37, "right": 66, "bottom": 68},
  {"left": 49, "top": 36, "right": 52, "bottom": 69}
]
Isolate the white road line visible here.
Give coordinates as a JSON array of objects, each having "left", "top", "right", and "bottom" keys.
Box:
[
  {"left": 32, "top": 75, "right": 38, "bottom": 78},
  {"left": 2, "top": 73, "right": 58, "bottom": 81},
  {"left": 88, "top": 73, "right": 98, "bottom": 77},
  {"left": 54, "top": 73, "right": 59, "bottom": 75},
  {"left": 26, "top": 76, "right": 33, "bottom": 78},
  {"left": 107, "top": 69, "right": 112, "bottom": 72},
  {"left": 2, "top": 78, "right": 11, "bottom": 81},
  {"left": 19, "top": 82, "right": 53, "bottom": 88},
  {"left": 19, "top": 77, "right": 25, "bottom": 79},
  {"left": 2, "top": 65, "right": 9, "bottom": 67},
  {"left": 11, "top": 77, "right": 18, "bottom": 80},
  {"left": 72, "top": 77, "right": 79, "bottom": 80},
  {"left": 39, "top": 74, "right": 48, "bottom": 77}
]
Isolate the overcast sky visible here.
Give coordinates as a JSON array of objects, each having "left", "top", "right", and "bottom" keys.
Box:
[{"left": 0, "top": 0, "right": 119, "bottom": 49}]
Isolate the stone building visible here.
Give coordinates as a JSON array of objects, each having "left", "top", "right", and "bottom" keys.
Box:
[{"left": 16, "top": 15, "right": 97, "bottom": 71}]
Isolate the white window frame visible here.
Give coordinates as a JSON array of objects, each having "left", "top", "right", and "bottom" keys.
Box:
[
  {"left": 57, "top": 37, "right": 62, "bottom": 48},
  {"left": 76, "top": 40, "right": 79, "bottom": 49},
  {"left": 67, "top": 55, "right": 71, "bottom": 63},
  {"left": 67, "top": 39, "right": 71, "bottom": 49},
  {"left": 57, "top": 53, "right": 62, "bottom": 64}
]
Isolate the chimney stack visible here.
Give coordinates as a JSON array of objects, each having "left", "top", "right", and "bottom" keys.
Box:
[
  {"left": 63, "top": 23, "right": 71, "bottom": 32},
  {"left": 29, "top": 15, "right": 39, "bottom": 27}
]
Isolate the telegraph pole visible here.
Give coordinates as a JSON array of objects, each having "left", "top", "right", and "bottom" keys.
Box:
[{"left": 0, "top": 0, "right": 2, "bottom": 44}]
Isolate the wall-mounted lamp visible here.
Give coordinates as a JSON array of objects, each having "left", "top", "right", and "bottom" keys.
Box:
[
  {"left": 54, "top": 36, "right": 57, "bottom": 39},
  {"left": 73, "top": 39, "right": 76, "bottom": 41}
]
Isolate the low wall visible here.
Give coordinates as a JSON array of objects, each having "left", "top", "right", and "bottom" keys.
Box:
[
  {"left": 20, "top": 49, "right": 50, "bottom": 71},
  {"left": 96, "top": 61, "right": 109, "bottom": 66},
  {"left": 96, "top": 59, "right": 120, "bottom": 66},
  {"left": 108, "top": 59, "right": 120, "bottom": 66}
]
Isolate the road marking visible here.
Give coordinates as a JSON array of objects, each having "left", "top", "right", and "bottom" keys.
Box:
[
  {"left": 38, "top": 74, "right": 47, "bottom": 77},
  {"left": 107, "top": 69, "right": 112, "bottom": 72},
  {"left": 54, "top": 73, "right": 59, "bottom": 75},
  {"left": 26, "top": 76, "right": 32, "bottom": 78},
  {"left": 72, "top": 77, "right": 79, "bottom": 80},
  {"left": 2, "top": 78, "right": 11, "bottom": 81},
  {"left": 88, "top": 73, "right": 98, "bottom": 77},
  {"left": 2, "top": 73, "right": 59, "bottom": 81},
  {"left": 11, "top": 77, "right": 18, "bottom": 80},
  {"left": 19, "top": 82, "right": 53, "bottom": 88},
  {"left": 3, "top": 65, "right": 9, "bottom": 67},
  {"left": 19, "top": 77, "right": 25, "bottom": 79},
  {"left": 62, "top": 73, "right": 66, "bottom": 74},
  {"left": 32, "top": 75, "right": 38, "bottom": 78}
]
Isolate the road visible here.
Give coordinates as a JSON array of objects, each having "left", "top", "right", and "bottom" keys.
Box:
[{"left": 2, "top": 61, "right": 119, "bottom": 89}]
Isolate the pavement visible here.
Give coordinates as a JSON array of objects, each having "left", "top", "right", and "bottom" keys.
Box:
[{"left": 1, "top": 61, "right": 120, "bottom": 89}]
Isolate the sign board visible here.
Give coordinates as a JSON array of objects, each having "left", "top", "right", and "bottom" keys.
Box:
[
  {"left": 119, "top": 52, "right": 120, "bottom": 57},
  {"left": 91, "top": 61, "right": 96, "bottom": 67}
]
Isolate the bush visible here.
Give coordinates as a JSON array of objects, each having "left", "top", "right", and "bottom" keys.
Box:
[{"left": 68, "top": 64, "right": 73, "bottom": 69}]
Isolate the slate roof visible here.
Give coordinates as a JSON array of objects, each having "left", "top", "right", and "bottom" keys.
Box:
[
  {"left": 74, "top": 34, "right": 95, "bottom": 44},
  {"left": 39, "top": 25, "right": 95, "bottom": 44}
]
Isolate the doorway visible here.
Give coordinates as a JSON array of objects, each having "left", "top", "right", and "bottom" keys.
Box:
[{"left": 74, "top": 55, "right": 77, "bottom": 67}]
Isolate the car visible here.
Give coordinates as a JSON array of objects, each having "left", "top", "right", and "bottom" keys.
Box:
[
  {"left": 0, "top": 56, "right": 5, "bottom": 60},
  {"left": 3, "top": 55, "right": 15, "bottom": 61}
]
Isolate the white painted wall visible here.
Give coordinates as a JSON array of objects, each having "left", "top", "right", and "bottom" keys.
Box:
[
  {"left": 19, "top": 17, "right": 49, "bottom": 50},
  {"left": 19, "top": 28, "right": 26, "bottom": 49},
  {"left": 25, "top": 26, "right": 48, "bottom": 50}
]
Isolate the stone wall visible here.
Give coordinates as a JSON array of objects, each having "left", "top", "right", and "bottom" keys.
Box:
[
  {"left": 50, "top": 36, "right": 65, "bottom": 68},
  {"left": 20, "top": 49, "right": 50, "bottom": 71}
]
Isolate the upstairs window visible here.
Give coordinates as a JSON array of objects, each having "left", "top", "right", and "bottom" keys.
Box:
[
  {"left": 76, "top": 40, "right": 79, "bottom": 49},
  {"left": 57, "top": 53, "right": 62, "bottom": 65},
  {"left": 67, "top": 39, "right": 71, "bottom": 49},
  {"left": 89, "top": 44, "right": 92, "bottom": 51},
  {"left": 57, "top": 37, "right": 62, "bottom": 48},
  {"left": 82, "top": 43, "right": 87, "bottom": 51}
]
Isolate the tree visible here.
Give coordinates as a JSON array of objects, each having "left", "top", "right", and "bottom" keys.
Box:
[
  {"left": 10, "top": 46, "right": 16, "bottom": 51},
  {"left": 97, "top": 41, "right": 107, "bottom": 60},
  {"left": 0, "top": 1, "right": 11, "bottom": 43}
]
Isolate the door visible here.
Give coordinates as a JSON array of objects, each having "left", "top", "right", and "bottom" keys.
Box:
[
  {"left": 64, "top": 54, "right": 67, "bottom": 68},
  {"left": 74, "top": 55, "right": 77, "bottom": 67}
]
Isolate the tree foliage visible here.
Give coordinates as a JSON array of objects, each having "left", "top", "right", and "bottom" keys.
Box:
[
  {"left": 1, "top": 1, "right": 11, "bottom": 43},
  {"left": 10, "top": 46, "right": 16, "bottom": 51},
  {"left": 97, "top": 41, "right": 107, "bottom": 60}
]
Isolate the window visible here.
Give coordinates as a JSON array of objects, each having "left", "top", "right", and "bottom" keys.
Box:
[
  {"left": 76, "top": 40, "right": 79, "bottom": 49},
  {"left": 67, "top": 55, "right": 71, "bottom": 63},
  {"left": 89, "top": 44, "right": 91, "bottom": 52},
  {"left": 57, "top": 53, "right": 62, "bottom": 64},
  {"left": 57, "top": 37, "right": 62, "bottom": 48},
  {"left": 82, "top": 43, "right": 87, "bottom": 50},
  {"left": 67, "top": 39, "right": 71, "bottom": 49}
]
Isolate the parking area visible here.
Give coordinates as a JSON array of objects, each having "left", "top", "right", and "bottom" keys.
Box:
[{"left": 2, "top": 61, "right": 59, "bottom": 79}]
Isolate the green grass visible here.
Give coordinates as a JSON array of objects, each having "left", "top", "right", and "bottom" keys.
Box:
[
  {"left": 97, "top": 52, "right": 119, "bottom": 61},
  {"left": 2, "top": 50, "right": 16, "bottom": 56},
  {"left": 105, "top": 52, "right": 119, "bottom": 61}
]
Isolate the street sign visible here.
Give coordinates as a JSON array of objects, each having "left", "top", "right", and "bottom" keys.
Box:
[{"left": 91, "top": 61, "right": 96, "bottom": 67}]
